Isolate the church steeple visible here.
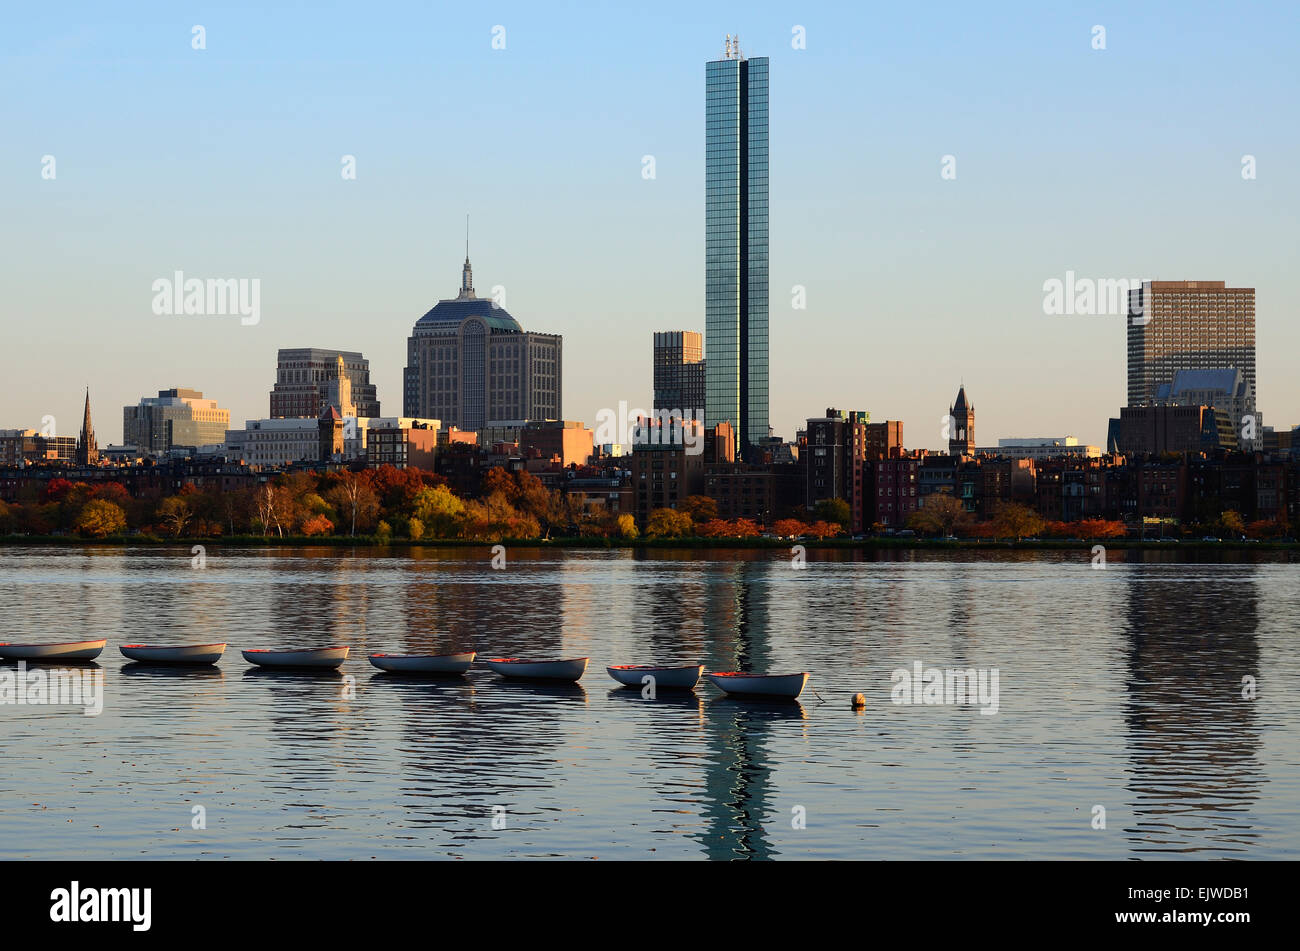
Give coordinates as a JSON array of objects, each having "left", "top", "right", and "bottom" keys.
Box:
[
  {"left": 948, "top": 383, "right": 975, "bottom": 457},
  {"left": 76, "top": 387, "right": 99, "bottom": 466}
]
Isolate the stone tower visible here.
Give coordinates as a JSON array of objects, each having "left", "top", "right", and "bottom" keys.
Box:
[{"left": 948, "top": 384, "right": 974, "bottom": 456}]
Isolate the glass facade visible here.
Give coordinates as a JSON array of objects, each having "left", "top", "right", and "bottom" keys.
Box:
[{"left": 705, "top": 54, "right": 768, "bottom": 462}]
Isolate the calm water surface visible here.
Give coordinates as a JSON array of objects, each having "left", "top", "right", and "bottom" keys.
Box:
[{"left": 1, "top": 545, "right": 1297, "bottom": 860}]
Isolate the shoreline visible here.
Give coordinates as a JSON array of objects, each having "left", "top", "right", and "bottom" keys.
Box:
[{"left": 2, "top": 534, "right": 1297, "bottom": 552}]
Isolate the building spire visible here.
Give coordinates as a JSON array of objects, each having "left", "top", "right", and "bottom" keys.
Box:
[
  {"left": 77, "top": 386, "right": 98, "bottom": 466},
  {"left": 459, "top": 214, "right": 476, "bottom": 299}
]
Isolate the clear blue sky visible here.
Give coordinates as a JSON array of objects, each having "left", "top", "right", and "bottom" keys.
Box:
[{"left": 3, "top": 1, "right": 1296, "bottom": 449}]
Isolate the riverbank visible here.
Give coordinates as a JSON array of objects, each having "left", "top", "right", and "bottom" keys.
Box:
[{"left": 3, "top": 533, "right": 1298, "bottom": 552}]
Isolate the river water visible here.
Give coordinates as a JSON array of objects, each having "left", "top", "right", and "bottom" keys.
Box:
[{"left": 1, "top": 545, "right": 1296, "bottom": 859}]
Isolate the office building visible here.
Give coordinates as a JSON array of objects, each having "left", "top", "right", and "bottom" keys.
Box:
[
  {"left": 1126, "top": 280, "right": 1255, "bottom": 407},
  {"left": 653, "top": 331, "right": 705, "bottom": 418},
  {"left": 124, "top": 388, "right": 231, "bottom": 454},
  {"left": 705, "top": 37, "right": 769, "bottom": 462},
  {"left": 404, "top": 255, "right": 562, "bottom": 432},
  {"left": 271, "top": 349, "right": 380, "bottom": 418}
]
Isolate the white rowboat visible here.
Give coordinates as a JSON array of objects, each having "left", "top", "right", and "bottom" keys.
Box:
[
  {"left": 606, "top": 664, "right": 703, "bottom": 689},
  {"left": 483, "top": 657, "right": 588, "bottom": 682},
  {"left": 705, "top": 671, "right": 809, "bottom": 699},
  {"left": 120, "top": 643, "right": 226, "bottom": 665},
  {"left": 241, "top": 646, "right": 349, "bottom": 669},
  {"left": 0, "top": 639, "right": 107, "bottom": 661},
  {"left": 368, "top": 651, "right": 476, "bottom": 674}
]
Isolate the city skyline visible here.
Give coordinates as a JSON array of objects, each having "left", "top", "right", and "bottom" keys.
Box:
[{"left": 5, "top": 3, "right": 1297, "bottom": 449}]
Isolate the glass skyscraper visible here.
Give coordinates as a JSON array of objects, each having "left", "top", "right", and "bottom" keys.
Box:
[{"left": 705, "top": 42, "right": 768, "bottom": 463}]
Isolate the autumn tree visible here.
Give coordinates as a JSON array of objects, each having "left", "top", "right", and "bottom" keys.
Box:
[
  {"left": 919, "top": 493, "right": 966, "bottom": 536},
  {"left": 773, "top": 518, "right": 807, "bottom": 538},
  {"left": 992, "top": 502, "right": 1044, "bottom": 540},
  {"left": 411, "top": 484, "right": 466, "bottom": 538},
  {"left": 681, "top": 495, "right": 718, "bottom": 523},
  {"left": 324, "top": 471, "right": 380, "bottom": 536},
  {"left": 646, "top": 508, "right": 693, "bottom": 538},
  {"left": 156, "top": 495, "right": 194, "bottom": 537},
  {"left": 75, "top": 499, "right": 126, "bottom": 538}
]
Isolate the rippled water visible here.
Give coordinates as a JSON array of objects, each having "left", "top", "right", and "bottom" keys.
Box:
[{"left": 1, "top": 545, "right": 1297, "bottom": 860}]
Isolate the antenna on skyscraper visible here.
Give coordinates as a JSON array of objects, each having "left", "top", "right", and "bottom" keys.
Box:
[{"left": 466, "top": 213, "right": 470, "bottom": 258}]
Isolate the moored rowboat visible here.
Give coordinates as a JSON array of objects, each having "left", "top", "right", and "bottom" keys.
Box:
[
  {"left": 120, "top": 643, "right": 226, "bottom": 665},
  {"left": 483, "top": 657, "right": 588, "bottom": 682},
  {"left": 705, "top": 671, "right": 809, "bottom": 699},
  {"left": 241, "top": 646, "right": 349, "bottom": 669},
  {"left": 368, "top": 651, "right": 476, "bottom": 674},
  {"left": 606, "top": 664, "right": 703, "bottom": 689},
  {"left": 0, "top": 639, "right": 107, "bottom": 661}
]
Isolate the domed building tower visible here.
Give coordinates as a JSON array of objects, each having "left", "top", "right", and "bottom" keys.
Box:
[
  {"left": 948, "top": 384, "right": 974, "bottom": 456},
  {"left": 403, "top": 251, "right": 562, "bottom": 433}
]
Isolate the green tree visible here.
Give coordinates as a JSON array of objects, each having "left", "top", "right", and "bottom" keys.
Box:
[{"left": 813, "top": 497, "right": 851, "bottom": 529}]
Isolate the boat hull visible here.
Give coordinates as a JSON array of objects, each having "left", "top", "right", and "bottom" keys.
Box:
[
  {"left": 242, "top": 646, "right": 349, "bottom": 669},
  {"left": 0, "top": 639, "right": 107, "bottom": 661},
  {"left": 368, "top": 651, "right": 476, "bottom": 674},
  {"left": 606, "top": 664, "right": 702, "bottom": 689},
  {"left": 484, "top": 657, "right": 588, "bottom": 682},
  {"left": 706, "top": 671, "right": 809, "bottom": 699},
  {"left": 120, "top": 643, "right": 226, "bottom": 665}
]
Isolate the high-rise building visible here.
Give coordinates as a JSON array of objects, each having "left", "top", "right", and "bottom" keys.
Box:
[
  {"left": 705, "top": 37, "right": 768, "bottom": 463},
  {"left": 271, "top": 349, "right": 380, "bottom": 418},
  {"left": 124, "top": 388, "right": 231, "bottom": 454},
  {"left": 653, "top": 331, "right": 705, "bottom": 418},
  {"left": 76, "top": 388, "right": 98, "bottom": 466},
  {"left": 1126, "top": 280, "right": 1255, "bottom": 407},
  {"left": 948, "top": 385, "right": 975, "bottom": 456},
  {"left": 404, "top": 255, "right": 562, "bottom": 432}
]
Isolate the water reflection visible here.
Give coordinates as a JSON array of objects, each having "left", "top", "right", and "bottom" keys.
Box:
[{"left": 1121, "top": 564, "right": 1262, "bottom": 855}]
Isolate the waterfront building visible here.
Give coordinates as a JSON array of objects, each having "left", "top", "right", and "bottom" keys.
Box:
[
  {"left": 631, "top": 441, "right": 706, "bottom": 527},
  {"left": 805, "top": 408, "right": 867, "bottom": 528},
  {"left": 705, "top": 38, "right": 769, "bottom": 462}
]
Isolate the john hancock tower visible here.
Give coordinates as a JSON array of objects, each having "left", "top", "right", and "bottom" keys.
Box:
[{"left": 705, "top": 36, "right": 768, "bottom": 463}]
